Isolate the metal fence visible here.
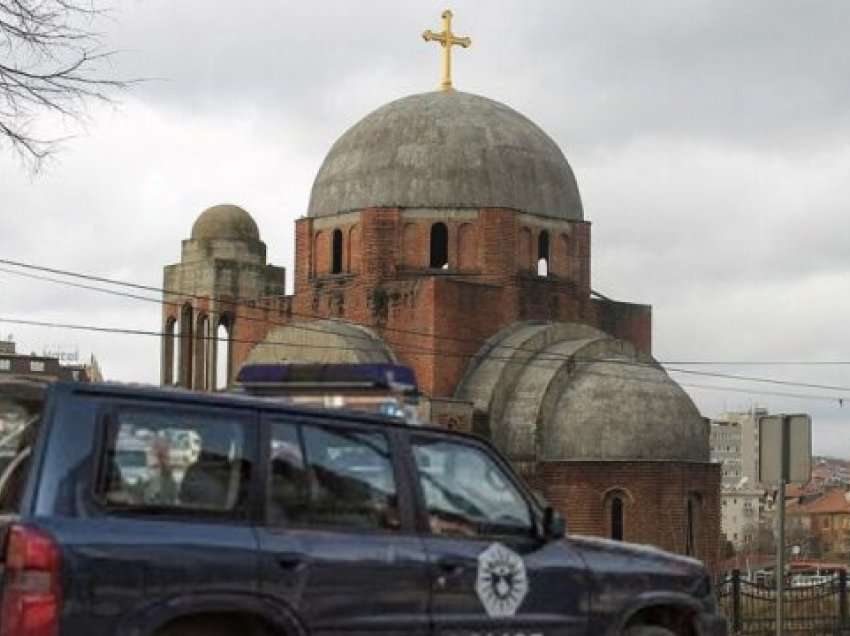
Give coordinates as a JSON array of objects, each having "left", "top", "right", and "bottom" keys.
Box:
[{"left": 716, "top": 570, "right": 850, "bottom": 635}]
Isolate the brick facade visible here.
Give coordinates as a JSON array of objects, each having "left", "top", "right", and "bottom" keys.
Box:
[{"left": 537, "top": 461, "right": 722, "bottom": 572}]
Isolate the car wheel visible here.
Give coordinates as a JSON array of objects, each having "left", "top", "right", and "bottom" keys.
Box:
[
  {"left": 623, "top": 626, "right": 678, "bottom": 636},
  {"left": 157, "top": 616, "right": 268, "bottom": 636}
]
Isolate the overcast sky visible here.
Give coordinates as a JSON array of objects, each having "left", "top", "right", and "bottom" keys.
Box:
[{"left": 2, "top": 0, "right": 849, "bottom": 456}]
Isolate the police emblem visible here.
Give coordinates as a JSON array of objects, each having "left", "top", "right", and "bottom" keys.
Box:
[{"left": 475, "top": 542, "right": 529, "bottom": 617}]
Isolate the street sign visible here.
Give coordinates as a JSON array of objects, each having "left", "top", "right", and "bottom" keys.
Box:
[
  {"left": 758, "top": 413, "right": 812, "bottom": 636},
  {"left": 758, "top": 414, "right": 812, "bottom": 484}
]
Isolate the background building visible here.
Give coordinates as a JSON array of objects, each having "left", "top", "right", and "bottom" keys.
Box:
[
  {"left": 710, "top": 408, "right": 768, "bottom": 488},
  {"left": 710, "top": 408, "right": 787, "bottom": 552},
  {"left": 0, "top": 338, "right": 103, "bottom": 383},
  {"left": 786, "top": 488, "right": 850, "bottom": 559}
]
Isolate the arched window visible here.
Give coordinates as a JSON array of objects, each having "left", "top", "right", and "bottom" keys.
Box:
[
  {"left": 430, "top": 222, "right": 448, "bottom": 269},
  {"left": 215, "top": 315, "right": 232, "bottom": 390},
  {"left": 179, "top": 304, "right": 193, "bottom": 388},
  {"left": 331, "top": 228, "right": 343, "bottom": 274},
  {"left": 537, "top": 230, "right": 549, "bottom": 277},
  {"left": 611, "top": 496, "right": 624, "bottom": 541},
  {"left": 163, "top": 316, "right": 177, "bottom": 385},
  {"left": 686, "top": 495, "right": 701, "bottom": 556}
]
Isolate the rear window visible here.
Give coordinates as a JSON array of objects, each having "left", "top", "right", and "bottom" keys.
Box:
[
  {"left": 0, "top": 387, "right": 43, "bottom": 514},
  {"left": 96, "top": 408, "right": 254, "bottom": 519}
]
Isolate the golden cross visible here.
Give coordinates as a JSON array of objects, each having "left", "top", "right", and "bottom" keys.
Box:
[{"left": 422, "top": 10, "right": 471, "bottom": 92}]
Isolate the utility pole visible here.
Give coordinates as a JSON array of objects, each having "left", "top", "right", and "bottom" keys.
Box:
[
  {"left": 760, "top": 413, "right": 811, "bottom": 636},
  {"left": 775, "top": 415, "right": 790, "bottom": 636}
]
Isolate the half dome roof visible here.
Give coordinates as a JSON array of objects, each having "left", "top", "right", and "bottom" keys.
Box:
[{"left": 456, "top": 321, "right": 709, "bottom": 464}]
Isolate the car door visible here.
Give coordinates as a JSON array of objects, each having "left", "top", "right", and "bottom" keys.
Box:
[
  {"left": 51, "top": 399, "right": 262, "bottom": 635},
  {"left": 407, "top": 432, "right": 590, "bottom": 636},
  {"left": 256, "top": 414, "right": 431, "bottom": 636}
]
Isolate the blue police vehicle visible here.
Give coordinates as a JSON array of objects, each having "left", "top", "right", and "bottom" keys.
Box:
[{"left": 0, "top": 379, "right": 726, "bottom": 636}]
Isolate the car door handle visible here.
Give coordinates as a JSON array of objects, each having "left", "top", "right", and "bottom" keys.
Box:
[
  {"left": 436, "top": 557, "right": 466, "bottom": 575},
  {"left": 277, "top": 553, "right": 305, "bottom": 571}
]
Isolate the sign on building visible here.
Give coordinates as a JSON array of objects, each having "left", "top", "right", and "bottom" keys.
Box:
[{"left": 758, "top": 414, "right": 812, "bottom": 484}]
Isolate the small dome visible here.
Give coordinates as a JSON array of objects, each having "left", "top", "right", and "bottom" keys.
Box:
[
  {"left": 308, "top": 91, "right": 583, "bottom": 220},
  {"left": 456, "top": 322, "right": 708, "bottom": 464},
  {"left": 191, "top": 204, "right": 260, "bottom": 241}
]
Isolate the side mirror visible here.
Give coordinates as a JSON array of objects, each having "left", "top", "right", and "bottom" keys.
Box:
[{"left": 543, "top": 506, "right": 567, "bottom": 540}]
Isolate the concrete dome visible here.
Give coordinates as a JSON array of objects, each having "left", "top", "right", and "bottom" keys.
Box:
[
  {"left": 243, "top": 320, "right": 395, "bottom": 366},
  {"left": 456, "top": 321, "right": 708, "bottom": 464},
  {"left": 191, "top": 204, "right": 260, "bottom": 241},
  {"left": 541, "top": 356, "right": 708, "bottom": 462},
  {"left": 308, "top": 91, "right": 583, "bottom": 220}
]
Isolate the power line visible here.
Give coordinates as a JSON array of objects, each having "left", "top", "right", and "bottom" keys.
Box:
[
  {"left": 665, "top": 367, "right": 850, "bottom": 393},
  {"left": 3, "top": 315, "right": 850, "bottom": 407},
  {"left": 676, "top": 382, "right": 847, "bottom": 403},
  {"left": 3, "top": 257, "right": 849, "bottom": 372},
  {"left": 3, "top": 263, "right": 850, "bottom": 396},
  {"left": 0, "top": 266, "right": 442, "bottom": 358},
  {"left": 0, "top": 257, "right": 553, "bottom": 350}
]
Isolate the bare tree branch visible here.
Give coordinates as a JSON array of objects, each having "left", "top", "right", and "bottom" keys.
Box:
[{"left": 0, "top": 0, "right": 135, "bottom": 171}]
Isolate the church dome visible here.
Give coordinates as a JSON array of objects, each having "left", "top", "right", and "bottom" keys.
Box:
[
  {"left": 191, "top": 204, "right": 260, "bottom": 241},
  {"left": 456, "top": 322, "right": 708, "bottom": 464},
  {"left": 308, "top": 91, "right": 583, "bottom": 220}
]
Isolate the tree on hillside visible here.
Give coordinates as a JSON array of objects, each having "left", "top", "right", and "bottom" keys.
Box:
[{"left": 0, "top": 1, "right": 132, "bottom": 169}]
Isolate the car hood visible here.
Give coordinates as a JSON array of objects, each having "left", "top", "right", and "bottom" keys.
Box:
[{"left": 566, "top": 535, "right": 710, "bottom": 604}]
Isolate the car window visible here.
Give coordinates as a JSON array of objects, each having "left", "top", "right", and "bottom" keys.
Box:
[
  {"left": 268, "top": 421, "right": 399, "bottom": 531},
  {"left": 96, "top": 409, "right": 253, "bottom": 517},
  {"left": 0, "top": 393, "right": 42, "bottom": 514},
  {"left": 412, "top": 436, "right": 533, "bottom": 538}
]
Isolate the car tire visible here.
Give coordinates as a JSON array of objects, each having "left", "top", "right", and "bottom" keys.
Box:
[
  {"left": 157, "top": 616, "right": 268, "bottom": 636},
  {"left": 623, "top": 626, "right": 678, "bottom": 636}
]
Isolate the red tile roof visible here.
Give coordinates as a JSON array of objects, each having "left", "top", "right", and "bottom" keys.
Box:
[{"left": 787, "top": 488, "right": 850, "bottom": 515}]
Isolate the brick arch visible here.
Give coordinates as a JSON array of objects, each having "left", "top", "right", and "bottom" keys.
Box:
[
  {"left": 313, "top": 230, "right": 326, "bottom": 276},
  {"left": 347, "top": 224, "right": 361, "bottom": 273},
  {"left": 557, "top": 232, "right": 570, "bottom": 277},
  {"left": 685, "top": 491, "right": 704, "bottom": 557},
  {"left": 402, "top": 222, "right": 421, "bottom": 268},
  {"left": 179, "top": 303, "right": 193, "bottom": 388},
  {"left": 537, "top": 229, "right": 550, "bottom": 277},
  {"left": 457, "top": 223, "right": 478, "bottom": 270},
  {"left": 194, "top": 312, "right": 209, "bottom": 390},
  {"left": 602, "top": 486, "right": 634, "bottom": 542},
  {"left": 331, "top": 228, "right": 344, "bottom": 274},
  {"left": 163, "top": 315, "right": 177, "bottom": 385},
  {"left": 517, "top": 227, "right": 532, "bottom": 271}
]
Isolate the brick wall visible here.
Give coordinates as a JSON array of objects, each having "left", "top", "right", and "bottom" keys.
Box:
[
  {"left": 539, "top": 460, "right": 722, "bottom": 572},
  {"left": 209, "top": 207, "right": 651, "bottom": 398}
]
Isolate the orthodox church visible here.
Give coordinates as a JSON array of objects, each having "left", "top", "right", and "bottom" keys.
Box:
[{"left": 160, "top": 12, "right": 720, "bottom": 569}]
